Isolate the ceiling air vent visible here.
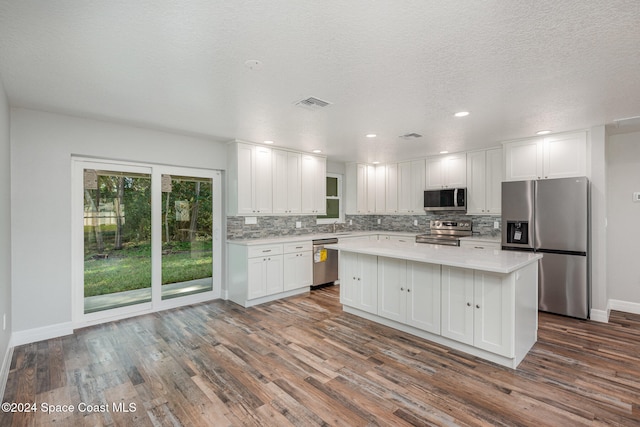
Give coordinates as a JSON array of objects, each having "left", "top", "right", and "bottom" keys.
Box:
[
  {"left": 295, "top": 96, "right": 332, "bottom": 110},
  {"left": 400, "top": 133, "right": 423, "bottom": 139}
]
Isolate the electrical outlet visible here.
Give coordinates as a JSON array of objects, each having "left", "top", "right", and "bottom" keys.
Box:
[
  {"left": 295, "top": 221, "right": 301, "bottom": 228},
  {"left": 349, "top": 219, "right": 353, "bottom": 226},
  {"left": 413, "top": 220, "right": 418, "bottom": 226},
  {"left": 494, "top": 221, "right": 500, "bottom": 229},
  {"left": 633, "top": 192, "right": 640, "bottom": 202},
  {"left": 377, "top": 218, "right": 381, "bottom": 225}
]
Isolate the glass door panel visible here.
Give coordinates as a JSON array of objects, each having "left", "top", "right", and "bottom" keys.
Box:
[
  {"left": 83, "top": 169, "right": 152, "bottom": 313},
  {"left": 161, "top": 174, "right": 213, "bottom": 300}
]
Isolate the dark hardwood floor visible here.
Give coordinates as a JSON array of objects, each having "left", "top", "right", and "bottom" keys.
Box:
[{"left": 2, "top": 285, "right": 640, "bottom": 426}]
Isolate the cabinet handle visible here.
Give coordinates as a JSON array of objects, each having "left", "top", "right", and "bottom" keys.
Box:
[
  {"left": 262, "top": 249, "right": 272, "bottom": 252},
  {"left": 476, "top": 304, "right": 480, "bottom": 309},
  {"left": 467, "top": 302, "right": 471, "bottom": 307},
  {"left": 353, "top": 277, "right": 356, "bottom": 280},
  {"left": 407, "top": 288, "right": 411, "bottom": 293},
  {"left": 357, "top": 277, "right": 361, "bottom": 281},
  {"left": 400, "top": 287, "right": 404, "bottom": 291},
  {"left": 296, "top": 246, "right": 303, "bottom": 249}
]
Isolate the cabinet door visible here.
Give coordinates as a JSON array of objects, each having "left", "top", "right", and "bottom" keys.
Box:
[
  {"left": 273, "top": 150, "right": 301, "bottom": 214},
  {"left": 377, "top": 257, "right": 406, "bottom": 323},
  {"left": 504, "top": 138, "right": 544, "bottom": 181},
  {"left": 385, "top": 163, "right": 398, "bottom": 213},
  {"left": 410, "top": 159, "right": 426, "bottom": 212},
  {"left": 247, "top": 257, "right": 266, "bottom": 299},
  {"left": 301, "top": 154, "right": 326, "bottom": 214},
  {"left": 425, "top": 157, "right": 446, "bottom": 189},
  {"left": 366, "top": 164, "right": 376, "bottom": 214},
  {"left": 236, "top": 143, "right": 256, "bottom": 215},
  {"left": 339, "top": 252, "right": 358, "bottom": 306},
  {"left": 473, "top": 271, "right": 514, "bottom": 357},
  {"left": 441, "top": 266, "right": 474, "bottom": 346},
  {"left": 406, "top": 261, "right": 441, "bottom": 334},
  {"left": 543, "top": 132, "right": 587, "bottom": 179},
  {"left": 397, "top": 161, "right": 412, "bottom": 213},
  {"left": 254, "top": 146, "right": 273, "bottom": 213},
  {"left": 357, "top": 254, "right": 378, "bottom": 314},
  {"left": 465, "top": 150, "right": 486, "bottom": 214},
  {"left": 445, "top": 153, "right": 467, "bottom": 188},
  {"left": 355, "top": 163, "right": 368, "bottom": 214},
  {"left": 375, "top": 164, "right": 387, "bottom": 213},
  {"left": 283, "top": 251, "right": 311, "bottom": 291},
  {"left": 265, "top": 255, "right": 283, "bottom": 295},
  {"left": 485, "top": 148, "right": 503, "bottom": 214}
]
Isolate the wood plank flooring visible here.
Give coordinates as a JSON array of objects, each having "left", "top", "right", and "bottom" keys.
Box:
[{"left": 2, "top": 285, "right": 640, "bottom": 426}]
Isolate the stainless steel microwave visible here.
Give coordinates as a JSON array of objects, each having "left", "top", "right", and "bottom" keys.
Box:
[{"left": 423, "top": 188, "right": 467, "bottom": 212}]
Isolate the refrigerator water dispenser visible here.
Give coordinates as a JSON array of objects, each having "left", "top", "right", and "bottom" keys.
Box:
[{"left": 506, "top": 221, "right": 529, "bottom": 244}]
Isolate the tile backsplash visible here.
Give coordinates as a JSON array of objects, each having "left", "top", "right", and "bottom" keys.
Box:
[{"left": 227, "top": 213, "right": 501, "bottom": 240}]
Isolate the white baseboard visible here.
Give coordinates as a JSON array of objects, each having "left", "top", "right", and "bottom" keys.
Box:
[
  {"left": 0, "top": 341, "right": 13, "bottom": 402},
  {"left": 10, "top": 322, "right": 74, "bottom": 347},
  {"left": 608, "top": 299, "right": 640, "bottom": 316},
  {"left": 590, "top": 308, "right": 609, "bottom": 323}
]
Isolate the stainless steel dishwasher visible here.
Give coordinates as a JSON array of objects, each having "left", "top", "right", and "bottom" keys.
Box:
[{"left": 312, "top": 237, "right": 339, "bottom": 286}]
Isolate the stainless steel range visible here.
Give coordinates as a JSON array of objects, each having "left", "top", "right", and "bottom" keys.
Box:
[{"left": 415, "top": 220, "right": 472, "bottom": 246}]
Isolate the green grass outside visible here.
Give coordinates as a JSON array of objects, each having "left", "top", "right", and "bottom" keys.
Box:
[{"left": 84, "top": 241, "right": 213, "bottom": 297}]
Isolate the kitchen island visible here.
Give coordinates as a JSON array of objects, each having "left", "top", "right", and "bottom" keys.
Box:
[{"left": 330, "top": 240, "right": 542, "bottom": 369}]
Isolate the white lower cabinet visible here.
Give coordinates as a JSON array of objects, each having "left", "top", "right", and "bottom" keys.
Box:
[
  {"left": 283, "top": 242, "right": 312, "bottom": 291},
  {"left": 228, "top": 242, "right": 310, "bottom": 307},
  {"left": 339, "top": 252, "right": 378, "bottom": 314},
  {"left": 378, "top": 257, "right": 440, "bottom": 334},
  {"left": 441, "top": 266, "right": 514, "bottom": 357}
]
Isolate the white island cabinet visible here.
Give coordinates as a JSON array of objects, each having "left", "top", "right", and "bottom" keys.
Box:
[{"left": 331, "top": 240, "right": 541, "bottom": 369}]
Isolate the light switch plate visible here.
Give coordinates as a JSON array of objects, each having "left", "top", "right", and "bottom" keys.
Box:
[
  {"left": 494, "top": 221, "right": 500, "bottom": 229},
  {"left": 633, "top": 192, "right": 640, "bottom": 202}
]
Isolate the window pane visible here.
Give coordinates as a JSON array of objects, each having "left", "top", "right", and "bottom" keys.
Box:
[
  {"left": 325, "top": 199, "right": 339, "bottom": 218},
  {"left": 326, "top": 177, "right": 338, "bottom": 197}
]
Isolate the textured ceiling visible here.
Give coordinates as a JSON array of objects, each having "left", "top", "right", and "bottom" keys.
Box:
[{"left": 1, "top": 1, "right": 639, "bottom": 163}]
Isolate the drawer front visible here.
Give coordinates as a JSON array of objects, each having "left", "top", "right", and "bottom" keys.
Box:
[
  {"left": 460, "top": 241, "right": 501, "bottom": 250},
  {"left": 248, "top": 244, "right": 283, "bottom": 258},
  {"left": 283, "top": 241, "right": 312, "bottom": 253}
]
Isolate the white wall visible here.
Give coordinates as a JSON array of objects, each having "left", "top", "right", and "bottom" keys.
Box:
[
  {"left": 606, "top": 130, "right": 640, "bottom": 307},
  {"left": 589, "top": 126, "right": 607, "bottom": 320},
  {"left": 0, "top": 78, "right": 12, "bottom": 386},
  {"left": 10, "top": 108, "right": 227, "bottom": 336}
]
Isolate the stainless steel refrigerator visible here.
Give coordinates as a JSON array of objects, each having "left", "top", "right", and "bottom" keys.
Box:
[{"left": 502, "top": 177, "right": 589, "bottom": 319}]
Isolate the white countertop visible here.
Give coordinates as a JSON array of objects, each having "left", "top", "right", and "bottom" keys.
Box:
[
  {"left": 227, "top": 231, "right": 416, "bottom": 246},
  {"left": 329, "top": 240, "right": 541, "bottom": 274}
]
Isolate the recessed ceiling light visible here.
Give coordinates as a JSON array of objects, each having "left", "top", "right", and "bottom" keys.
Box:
[
  {"left": 454, "top": 111, "right": 469, "bottom": 117},
  {"left": 312, "top": 149, "right": 322, "bottom": 153},
  {"left": 440, "top": 151, "right": 449, "bottom": 154},
  {"left": 365, "top": 134, "right": 377, "bottom": 138},
  {"left": 536, "top": 130, "right": 551, "bottom": 135},
  {"left": 372, "top": 161, "right": 380, "bottom": 165},
  {"left": 263, "top": 140, "right": 274, "bottom": 144}
]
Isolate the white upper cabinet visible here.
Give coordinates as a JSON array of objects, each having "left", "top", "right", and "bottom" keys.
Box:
[
  {"left": 300, "top": 154, "right": 326, "bottom": 214},
  {"left": 466, "top": 148, "right": 503, "bottom": 215},
  {"left": 397, "top": 159, "right": 425, "bottom": 214},
  {"left": 425, "top": 153, "right": 467, "bottom": 189},
  {"left": 346, "top": 163, "right": 376, "bottom": 214},
  {"left": 375, "top": 164, "right": 387, "bottom": 213},
  {"left": 385, "top": 163, "right": 398, "bottom": 214},
  {"left": 228, "top": 142, "right": 273, "bottom": 215},
  {"left": 272, "top": 149, "right": 301, "bottom": 214},
  {"left": 504, "top": 131, "right": 587, "bottom": 181},
  {"left": 228, "top": 141, "right": 325, "bottom": 216}
]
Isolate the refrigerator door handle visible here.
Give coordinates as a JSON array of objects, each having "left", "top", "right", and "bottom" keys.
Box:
[{"left": 454, "top": 188, "right": 458, "bottom": 207}]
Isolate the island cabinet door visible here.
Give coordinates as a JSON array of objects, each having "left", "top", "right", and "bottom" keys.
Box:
[
  {"left": 441, "top": 266, "right": 475, "bottom": 346},
  {"left": 378, "top": 257, "right": 407, "bottom": 323},
  {"left": 473, "top": 271, "right": 514, "bottom": 358},
  {"left": 406, "top": 261, "right": 441, "bottom": 334},
  {"left": 340, "top": 252, "right": 378, "bottom": 314}
]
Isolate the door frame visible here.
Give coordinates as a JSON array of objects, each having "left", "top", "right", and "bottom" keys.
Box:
[{"left": 71, "top": 157, "right": 222, "bottom": 328}]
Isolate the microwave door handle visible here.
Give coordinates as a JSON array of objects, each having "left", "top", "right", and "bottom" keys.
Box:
[{"left": 453, "top": 188, "right": 458, "bottom": 207}]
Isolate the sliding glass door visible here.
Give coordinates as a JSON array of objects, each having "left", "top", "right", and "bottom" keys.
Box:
[{"left": 73, "top": 159, "right": 222, "bottom": 326}]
